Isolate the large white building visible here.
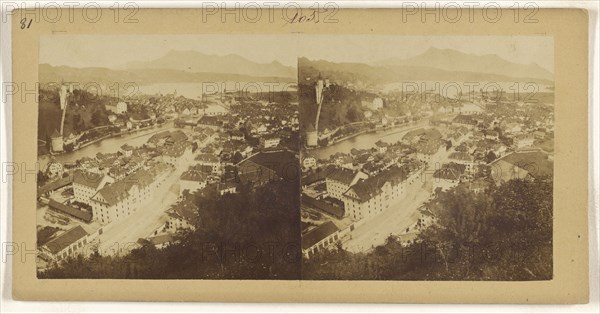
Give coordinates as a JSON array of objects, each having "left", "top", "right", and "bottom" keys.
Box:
[
  {"left": 72, "top": 170, "right": 113, "bottom": 205},
  {"left": 342, "top": 166, "right": 416, "bottom": 221},
  {"left": 90, "top": 163, "right": 170, "bottom": 225},
  {"left": 324, "top": 167, "right": 367, "bottom": 200}
]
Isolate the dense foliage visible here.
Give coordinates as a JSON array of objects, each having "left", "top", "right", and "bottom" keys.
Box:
[
  {"left": 39, "top": 179, "right": 301, "bottom": 279},
  {"left": 303, "top": 178, "right": 553, "bottom": 280},
  {"left": 38, "top": 88, "right": 117, "bottom": 143},
  {"left": 40, "top": 177, "right": 551, "bottom": 280},
  {"left": 298, "top": 83, "right": 369, "bottom": 132}
]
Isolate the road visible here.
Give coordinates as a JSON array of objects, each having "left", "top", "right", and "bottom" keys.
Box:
[
  {"left": 95, "top": 156, "right": 197, "bottom": 256},
  {"left": 342, "top": 174, "right": 433, "bottom": 253}
]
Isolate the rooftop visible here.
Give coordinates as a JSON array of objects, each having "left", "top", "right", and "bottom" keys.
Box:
[
  {"left": 180, "top": 169, "right": 207, "bottom": 182},
  {"left": 345, "top": 165, "right": 410, "bottom": 202},
  {"left": 72, "top": 170, "right": 105, "bottom": 190},
  {"left": 94, "top": 164, "right": 169, "bottom": 206},
  {"left": 448, "top": 152, "right": 474, "bottom": 162},
  {"left": 433, "top": 163, "right": 467, "bottom": 180},
  {"left": 245, "top": 150, "right": 298, "bottom": 179},
  {"left": 43, "top": 225, "right": 89, "bottom": 254},
  {"left": 416, "top": 139, "right": 445, "bottom": 155},
  {"left": 497, "top": 151, "right": 553, "bottom": 179},
  {"left": 47, "top": 199, "right": 93, "bottom": 223},
  {"left": 302, "top": 221, "right": 339, "bottom": 250},
  {"left": 325, "top": 166, "right": 358, "bottom": 186},
  {"left": 37, "top": 176, "right": 72, "bottom": 196},
  {"left": 195, "top": 153, "right": 220, "bottom": 163}
]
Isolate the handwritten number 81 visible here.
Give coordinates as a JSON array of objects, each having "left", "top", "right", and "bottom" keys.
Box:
[{"left": 20, "top": 18, "right": 33, "bottom": 30}]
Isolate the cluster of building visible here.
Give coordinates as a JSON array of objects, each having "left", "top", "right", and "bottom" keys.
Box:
[
  {"left": 114, "top": 97, "right": 300, "bottom": 249},
  {"left": 38, "top": 78, "right": 301, "bottom": 270},
  {"left": 38, "top": 157, "right": 173, "bottom": 263},
  {"left": 301, "top": 90, "right": 554, "bottom": 258},
  {"left": 301, "top": 151, "right": 423, "bottom": 257}
]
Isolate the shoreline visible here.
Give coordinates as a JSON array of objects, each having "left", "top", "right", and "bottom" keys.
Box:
[
  {"left": 306, "top": 120, "right": 423, "bottom": 151},
  {"left": 40, "top": 122, "right": 168, "bottom": 159}
]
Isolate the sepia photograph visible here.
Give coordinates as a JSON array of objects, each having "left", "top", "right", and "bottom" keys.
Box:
[
  {"left": 33, "top": 34, "right": 557, "bottom": 281},
  {"left": 5, "top": 5, "right": 593, "bottom": 305},
  {"left": 35, "top": 35, "right": 302, "bottom": 279},
  {"left": 298, "top": 36, "right": 555, "bottom": 280}
]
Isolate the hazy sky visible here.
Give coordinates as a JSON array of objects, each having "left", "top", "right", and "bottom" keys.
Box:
[{"left": 40, "top": 35, "right": 553, "bottom": 72}]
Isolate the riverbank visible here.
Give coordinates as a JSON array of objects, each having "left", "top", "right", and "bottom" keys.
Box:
[
  {"left": 38, "top": 122, "right": 175, "bottom": 170},
  {"left": 308, "top": 120, "right": 422, "bottom": 150},
  {"left": 327, "top": 122, "right": 415, "bottom": 146},
  {"left": 306, "top": 119, "right": 429, "bottom": 160},
  {"left": 42, "top": 123, "right": 167, "bottom": 159}
]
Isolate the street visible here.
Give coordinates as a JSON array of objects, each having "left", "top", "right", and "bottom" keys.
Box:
[
  {"left": 95, "top": 157, "right": 197, "bottom": 256},
  {"left": 342, "top": 173, "right": 432, "bottom": 253}
]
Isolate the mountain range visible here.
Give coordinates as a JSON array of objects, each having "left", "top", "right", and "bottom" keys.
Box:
[
  {"left": 39, "top": 50, "right": 297, "bottom": 87},
  {"left": 119, "top": 50, "right": 296, "bottom": 79},
  {"left": 375, "top": 47, "right": 553, "bottom": 81},
  {"left": 40, "top": 47, "right": 553, "bottom": 89},
  {"left": 299, "top": 47, "right": 554, "bottom": 89},
  {"left": 39, "top": 63, "right": 296, "bottom": 88}
]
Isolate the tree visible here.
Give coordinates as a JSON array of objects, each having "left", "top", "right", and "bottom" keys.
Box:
[
  {"left": 302, "top": 178, "right": 553, "bottom": 281},
  {"left": 37, "top": 170, "right": 49, "bottom": 187},
  {"left": 91, "top": 109, "right": 102, "bottom": 126},
  {"left": 414, "top": 179, "right": 552, "bottom": 280},
  {"left": 232, "top": 151, "right": 244, "bottom": 164},
  {"left": 485, "top": 151, "right": 497, "bottom": 163},
  {"left": 346, "top": 106, "right": 360, "bottom": 122},
  {"left": 39, "top": 178, "right": 301, "bottom": 280}
]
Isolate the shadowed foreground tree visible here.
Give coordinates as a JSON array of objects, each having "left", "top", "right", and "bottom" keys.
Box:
[
  {"left": 39, "top": 179, "right": 301, "bottom": 279},
  {"left": 303, "top": 178, "right": 553, "bottom": 280}
]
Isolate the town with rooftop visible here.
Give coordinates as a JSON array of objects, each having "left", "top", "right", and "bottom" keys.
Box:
[
  {"left": 298, "top": 47, "right": 554, "bottom": 279},
  {"left": 36, "top": 81, "right": 300, "bottom": 276},
  {"left": 300, "top": 77, "right": 554, "bottom": 256},
  {"left": 34, "top": 36, "right": 555, "bottom": 280}
]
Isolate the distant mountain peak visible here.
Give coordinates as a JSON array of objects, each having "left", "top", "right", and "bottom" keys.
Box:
[
  {"left": 424, "top": 47, "right": 453, "bottom": 53},
  {"left": 119, "top": 50, "right": 296, "bottom": 78},
  {"left": 376, "top": 47, "right": 553, "bottom": 81},
  {"left": 299, "top": 57, "right": 553, "bottom": 92}
]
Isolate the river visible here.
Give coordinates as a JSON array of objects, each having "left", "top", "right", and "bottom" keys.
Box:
[
  {"left": 38, "top": 122, "right": 175, "bottom": 170},
  {"left": 307, "top": 120, "right": 429, "bottom": 160}
]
